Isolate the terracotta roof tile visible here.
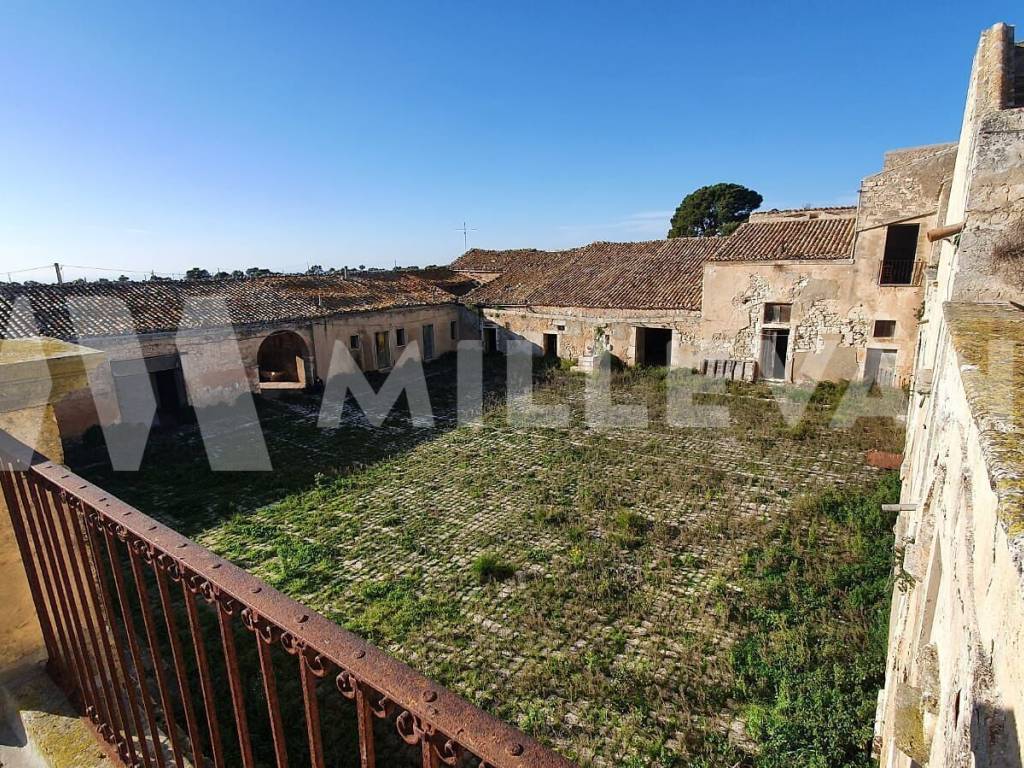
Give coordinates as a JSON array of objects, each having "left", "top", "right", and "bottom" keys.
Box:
[
  {"left": 450, "top": 248, "right": 552, "bottom": 273},
  {"left": 710, "top": 218, "right": 855, "bottom": 262},
  {"left": 464, "top": 238, "right": 724, "bottom": 310},
  {"left": 409, "top": 268, "right": 482, "bottom": 297},
  {"left": 0, "top": 273, "right": 454, "bottom": 341}
]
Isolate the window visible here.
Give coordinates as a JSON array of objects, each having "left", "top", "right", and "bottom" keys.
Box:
[
  {"left": 450, "top": 320, "right": 457, "bottom": 340},
  {"left": 395, "top": 328, "right": 406, "bottom": 346},
  {"left": 556, "top": 324, "right": 566, "bottom": 331},
  {"left": 349, "top": 334, "right": 360, "bottom": 350},
  {"left": 873, "top": 320, "right": 896, "bottom": 338},
  {"left": 880, "top": 224, "right": 920, "bottom": 285},
  {"left": 763, "top": 303, "right": 792, "bottom": 324}
]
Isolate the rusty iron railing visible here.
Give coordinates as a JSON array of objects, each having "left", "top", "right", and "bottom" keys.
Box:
[
  {"left": 878, "top": 258, "right": 925, "bottom": 287},
  {"left": 0, "top": 429, "right": 576, "bottom": 768}
]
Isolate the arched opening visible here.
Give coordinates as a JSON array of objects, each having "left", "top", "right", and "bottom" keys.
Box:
[{"left": 258, "top": 331, "right": 310, "bottom": 389}]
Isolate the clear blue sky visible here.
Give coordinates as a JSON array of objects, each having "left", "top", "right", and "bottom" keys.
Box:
[{"left": 0, "top": 1, "right": 1018, "bottom": 281}]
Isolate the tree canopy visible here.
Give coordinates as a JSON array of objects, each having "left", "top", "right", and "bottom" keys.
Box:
[{"left": 668, "top": 183, "right": 763, "bottom": 238}]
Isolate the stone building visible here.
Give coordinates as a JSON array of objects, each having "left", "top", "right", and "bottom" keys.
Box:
[
  {"left": 458, "top": 238, "right": 722, "bottom": 368},
  {"left": 875, "top": 22, "right": 1024, "bottom": 768},
  {"left": 458, "top": 141, "right": 954, "bottom": 386},
  {"left": 0, "top": 272, "right": 461, "bottom": 440}
]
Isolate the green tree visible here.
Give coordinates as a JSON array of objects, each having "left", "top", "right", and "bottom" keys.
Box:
[
  {"left": 185, "top": 267, "right": 211, "bottom": 280},
  {"left": 668, "top": 183, "right": 763, "bottom": 238}
]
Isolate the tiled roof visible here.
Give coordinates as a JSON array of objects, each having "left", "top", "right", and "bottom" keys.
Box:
[
  {"left": 464, "top": 238, "right": 724, "bottom": 310},
  {"left": 450, "top": 248, "right": 552, "bottom": 273},
  {"left": 410, "top": 268, "right": 482, "bottom": 297},
  {"left": 0, "top": 273, "right": 454, "bottom": 341},
  {"left": 710, "top": 218, "right": 856, "bottom": 262}
]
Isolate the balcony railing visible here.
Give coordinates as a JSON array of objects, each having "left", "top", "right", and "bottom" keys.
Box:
[
  {"left": 878, "top": 258, "right": 924, "bottom": 287},
  {"left": 0, "top": 428, "right": 575, "bottom": 768}
]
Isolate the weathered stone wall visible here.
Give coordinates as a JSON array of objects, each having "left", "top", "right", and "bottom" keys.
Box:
[
  {"left": 698, "top": 147, "right": 954, "bottom": 386},
  {"left": 478, "top": 306, "right": 702, "bottom": 368},
  {"left": 880, "top": 317, "right": 1024, "bottom": 768},
  {"left": 52, "top": 305, "right": 460, "bottom": 440},
  {"left": 879, "top": 22, "right": 1024, "bottom": 768},
  {"left": 53, "top": 321, "right": 316, "bottom": 438},
  {"left": 311, "top": 304, "right": 461, "bottom": 374}
]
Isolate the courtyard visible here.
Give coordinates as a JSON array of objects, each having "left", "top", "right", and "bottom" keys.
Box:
[{"left": 72, "top": 357, "right": 904, "bottom": 767}]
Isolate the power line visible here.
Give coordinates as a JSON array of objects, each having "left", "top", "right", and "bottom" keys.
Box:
[{"left": 4, "top": 263, "right": 57, "bottom": 275}]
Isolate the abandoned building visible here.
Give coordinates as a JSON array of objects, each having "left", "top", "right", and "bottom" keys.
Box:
[
  {"left": 0, "top": 271, "right": 462, "bottom": 439},
  {"left": 455, "top": 144, "right": 955, "bottom": 387},
  {"left": 0, "top": 18, "right": 1022, "bottom": 768},
  {"left": 874, "top": 22, "right": 1024, "bottom": 768}
]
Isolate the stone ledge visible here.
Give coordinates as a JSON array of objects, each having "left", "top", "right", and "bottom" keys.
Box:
[{"left": 0, "top": 662, "right": 113, "bottom": 768}]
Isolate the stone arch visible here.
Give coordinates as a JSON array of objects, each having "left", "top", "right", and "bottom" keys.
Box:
[{"left": 257, "top": 330, "right": 310, "bottom": 389}]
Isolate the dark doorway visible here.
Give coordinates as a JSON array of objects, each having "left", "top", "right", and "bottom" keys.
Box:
[
  {"left": 879, "top": 224, "right": 920, "bottom": 285},
  {"left": 152, "top": 369, "right": 185, "bottom": 426},
  {"left": 637, "top": 327, "right": 672, "bottom": 367},
  {"left": 374, "top": 331, "right": 391, "bottom": 369},
  {"left": 483, "top": 327, "right": 498, "bottom": 354},
  {"left": 422, "top": 324, "right": 435, "bottom": 360},
  {"left": 759, "top": 329, "right": 790, "bottom": 380},
  {"left": 543, "top": 333, "right": 558, "bottom": 357}
]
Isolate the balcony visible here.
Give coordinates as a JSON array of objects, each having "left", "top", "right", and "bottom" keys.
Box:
[{"left": 0, "top": 428, "right": 573, "bottom": 768}]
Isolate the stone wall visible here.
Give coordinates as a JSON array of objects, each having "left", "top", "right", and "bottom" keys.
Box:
[
  {"left": 311, "top": 304, "right": 461, "bottom": 374},
  {"left": 878, "top": 22, "right": 1024, "bottom": 768},
  {"left": 478, "top": 305, "right": 702, "bottom": 368},
  {"left": 51, "top": 304, "right": 461, "bottom": 441},
  {"left": 697, "top": 147, "right": 954, "bottom": 386}
]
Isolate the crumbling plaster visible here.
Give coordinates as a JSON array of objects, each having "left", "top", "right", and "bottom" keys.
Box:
[
  {"left": 879, "top": 22, "right": 1024, "bottom": 768},
  {"left": 478, "top": 306, "right": 702, "bottom": 368}
]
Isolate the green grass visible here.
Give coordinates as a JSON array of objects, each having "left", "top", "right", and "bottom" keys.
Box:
[
  {"left": 71, "top": 361, "right": 905, "bottom": 767},
  {"left": 727, "top": 473, "right": 901, "bottom": 768},
  {"left": 471, "top": 553, "right": 516, "bottom": 584}
]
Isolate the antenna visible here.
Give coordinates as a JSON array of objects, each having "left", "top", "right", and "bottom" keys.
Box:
[
  {"left": 53, "top": 263, "right": 64, "bottom": 284},
  {"left": 456, "top": 221, "right": 477, "bottom": 251}
]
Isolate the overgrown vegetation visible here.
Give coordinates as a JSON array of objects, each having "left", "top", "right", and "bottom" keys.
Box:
[
  {"left": 72, "top": 360, "right": 905, "bottom": 767},
  {"left": 726, "top": 473, "right": 900, "bottom": 768}
]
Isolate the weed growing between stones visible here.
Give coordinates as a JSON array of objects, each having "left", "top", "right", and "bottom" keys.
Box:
[{"left": 73, "top": 360, "right": 904, "bottom": 767}]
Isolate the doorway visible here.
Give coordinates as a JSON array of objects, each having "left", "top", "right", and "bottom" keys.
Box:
[
  {"left": 636, "top": 327, "right": 672, "bottom": 367},
  {"left": 422, "top": 324, "right": 435, "bottom": 360},
  {"left": 374, "top": 331, "right": 391, "bottom": 369},
  {"left": 864, "top": 348, "right": 898, "bottom": 387},
  {"left": 257, "top": 330, "right": 309, "bottom": 388},
  {"left": 759, "top": 329, "right": 790, "bottom": 380},
  {"left": 483, "top": 326, "right": 498, "bottom": 354},
  {"left": 543, "top": 333, "right": 558, "bottom": 358}
]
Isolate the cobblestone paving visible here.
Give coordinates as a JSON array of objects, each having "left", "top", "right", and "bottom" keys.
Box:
[{"left": 78, "top": 363, "right": 897, "bottom": 766}]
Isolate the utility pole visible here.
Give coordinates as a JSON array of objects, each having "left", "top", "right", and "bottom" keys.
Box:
[
  {"left": 53, "top": 263, "right": 63, "bottom": 284},
  {"left": 456, "top": 221, "right": 477, "bottom": 251}
]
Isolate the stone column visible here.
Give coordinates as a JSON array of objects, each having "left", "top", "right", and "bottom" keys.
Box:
[{"left": 0, "top": 338, "right": 104, "bottom": 670}]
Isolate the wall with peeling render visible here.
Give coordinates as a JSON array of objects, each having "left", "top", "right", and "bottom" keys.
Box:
[
  {"left": 52, "top": 305, "right": 461, "bottom": 440},
  {"left": 698, "top": 145, "right": 955, "bottom": 386},
  {"left": 877, "top": 22, "right": 1024, "bottom": 768},
  {"left": 478, "top": 306, "right": 702, "bottom": 368}
]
